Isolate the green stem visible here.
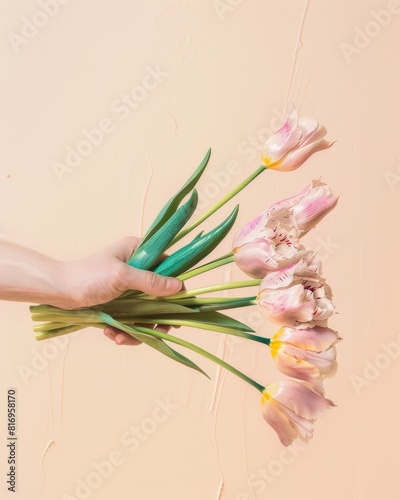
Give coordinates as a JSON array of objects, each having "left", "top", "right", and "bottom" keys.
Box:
[
  {"left": 108, "top": 319, "right": 265, "bottom": 392},
  {"left": 97, "top": 313, "right": 268, "bottom": 344},
  {"left": 151, "top": 279, "right": 261, "bottom": 301},
  {"left": 174, "top": 295, "right": 257, "bottom": 309},
  {"left": 171, "top": 165, "right": 265, "bottom": 245},
  {"left": 177, "top": 253, "right": 234, "bottom": 280},
  {"left": 197, "top": 297, "right": 257, "bottom": 311},
  {"left": 35, "top": 323, "right": 99, "bottom": 340}
]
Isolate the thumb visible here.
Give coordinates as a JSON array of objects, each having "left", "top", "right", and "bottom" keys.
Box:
[{"left": 125, "top": 267, "right": 183, "bottom": 297}]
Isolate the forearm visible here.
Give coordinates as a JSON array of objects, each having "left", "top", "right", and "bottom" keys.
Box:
[
  {"left": 0, "top": 237, "right": 182, "bottom": 312},
  {"left": 0, "top": 241, "right": 69, "bottom": 308}
]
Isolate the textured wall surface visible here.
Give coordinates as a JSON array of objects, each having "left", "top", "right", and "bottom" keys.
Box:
[{"left": 1, "top": 1, "right": 400, "bottom": 499}]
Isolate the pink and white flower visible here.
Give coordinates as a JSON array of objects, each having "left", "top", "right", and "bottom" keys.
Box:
[
  {"left": 267, "top": 179, "right": 339, "bottom": 234},
  {"left": 262, "top": 110, "right": 332, "bottom": 172},
  {"left": 261, "top": 380, "right": 335, "bottom": 446},
  {"left": 232, "top": 180, "right": 338, "bottom": 278},
  {"left": 269, "top": 326, "right": 340, "bottom": 393},
  {"left": 257, "top": 252, "right": 335, "bottom": 327},
  {"left": 233, "top": 220, "right": 305, "bottom": 278}
]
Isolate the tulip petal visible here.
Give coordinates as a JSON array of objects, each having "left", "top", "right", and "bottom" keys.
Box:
[
  {"left": 269, "top": 138, "right": 332, "bottom": 172},
  {"left": 269, "top": 380, "right": 335, "bottom": 420},
  {"left": 234, "top": 234, "right": 304, "bottom": 278},
  {"left": 275, "top": 402, "right": 315, "bottom": 443},
  {"left": 267, "top": 182, "right": 313, "bottom": 216},
  {"left": 272, "top": 349, "right": 321, "bottom": 381},
  {"left": 292, "top": 181, "right": 339, "bottom": 233},
  {"left": 275, "top": 326, "right": 340, "bottom": 352},
  {"left": 234, "top": 239, "right": 281, "bottom": 277},
  {"left": 232, "top": 210, "right": 270, "bottom": 248},
  {"left": 260, "top": 262, "right": 298, "bottom": 289},
  {"left": 297, "top": 116, "right": 319, "bottom": 143},
  {"left": 262, "top": 110, "right": 303, "bottom": 165},
  {"left": 314, "top": 297, "right": 335, "bottom": 321},
  {"left": 258, "top": 285, "right": 315, "bottom": 327},
  {"left": 300, "top": 125, "right": 328, "bottom": 147},
  {"left": 261, "top": 393, "right": 298, "bottom": 447}
]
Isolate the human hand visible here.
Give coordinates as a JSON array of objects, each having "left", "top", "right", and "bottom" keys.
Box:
[
  {"left": 103, "top": 324, "right": 175, "bottom": 346},
  {"left": 62, "top": 237, "right": 182, "bottom": 345},
  {"left": 0, "top": 237, "right": 182, "bottom": 345},
  {"left": 63, "top": 237, "right": 182, "bottom": 309}
]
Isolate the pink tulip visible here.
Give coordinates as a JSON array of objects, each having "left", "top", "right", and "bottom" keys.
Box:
[
  {"left": 267, "top": 179, "right": 339, "bottom": 234},
  {"left": 232, "top": 180, "right": 338, "bottom": 278},
  {"left": 257, "top": 252, "right": 335, "bottom": 327},
  {"left": 262, "top": 110, "right": 332, "bottom": 171},
  {"left": 233, "top": 221, "right": 305, "bottom": 278},
  {"left": 261, "top": 380, "right": 335, "bottom": 446},
  {"left": 269, "top": 326, "right": 340, "bottom": 393}
]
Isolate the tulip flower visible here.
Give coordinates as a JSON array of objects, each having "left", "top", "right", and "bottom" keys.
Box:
[
  {"left": 261, "top": 380, "right": 335, "bottom": 446},
  {"left": 233, "top": 220, "right": 306, "bottom": 278},
  {"left": 232, "top": 180, "right": 338, "bottom": 277},
  {"left": 257, "top": 252, "right": 335, "bottom": 327},
  {"left": 174, "top": 112, "right": 333, "bottom": 242},
  {"left": 262, "top": 110, "right": 332, "bottom": 172},
  {"left": 269, "top": 326, "right": 340, "bottom": 393},
  {"left": 267, "top": 179, "right": 339, "bottom": 234}
]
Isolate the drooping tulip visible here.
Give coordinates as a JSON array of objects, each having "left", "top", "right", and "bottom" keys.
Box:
[
  {"left": 261, "top": 380, "right": 335, "bottom": 446},
  {"left": 269, "top": 326, "right": 340, "bottom": 393},
  {"left": 262, "top": 110, "right": 332, "bottom": 172},
  {"left": 257, "top": 252, "right": 335, "bottom": 327}
]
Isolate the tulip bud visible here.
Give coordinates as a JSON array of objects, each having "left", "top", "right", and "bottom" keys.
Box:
[{"left": 262, "top": 110, "right": 333, "bottom": 172}]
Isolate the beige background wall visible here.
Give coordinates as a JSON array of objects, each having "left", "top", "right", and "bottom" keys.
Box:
[{"left": 1, "top": 1, "right": 400, "bottom": 499}]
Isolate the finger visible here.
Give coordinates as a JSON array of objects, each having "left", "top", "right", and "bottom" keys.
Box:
[
  {"left": 104, "top": 326, "right": 118, "bottom": 340},
  {"left": 114, "top": 332, "right": 141, "bottom": 346},
  {"left": 124, "top": 267, "right": 182, "bottom": 297},
  {"left": 154, "top": 324, "right": 173, "bottom": 334},
  {"left": 103, "top": 326, "right": 141, "bottom": 346}
]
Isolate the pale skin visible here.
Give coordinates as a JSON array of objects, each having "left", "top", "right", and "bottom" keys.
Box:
[{"left": 0, "top": 237, "right": 182, "bottom": 346}]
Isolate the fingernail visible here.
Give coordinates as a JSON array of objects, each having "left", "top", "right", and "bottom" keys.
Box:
[{"left": 166, "top": 278, "right": 182, "bottom": 291}]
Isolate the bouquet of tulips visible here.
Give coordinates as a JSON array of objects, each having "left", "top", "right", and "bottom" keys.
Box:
[{"left": 31, "top": 110, "right": 340, "bottom": 446}]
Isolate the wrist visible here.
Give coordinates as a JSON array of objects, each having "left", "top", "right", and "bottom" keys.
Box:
[
  {"left": 32, "top": 258, "right": 75, "bottom": 309},
  {"left": 53, "top": 260, "right": 85, "bottom": 310}
]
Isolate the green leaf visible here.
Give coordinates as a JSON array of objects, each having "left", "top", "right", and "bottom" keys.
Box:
[
  {"left": 99, "top": 314, "right": 209, "bottom": 378},
  {"left": 153, "top": 205, "right": 239, "bottom": 277},
  {"left": 35, "top": 324, "right": 86, "bottom": 339},
  {"left": 192, "top": 311, "right": 255, "bottom": 331},
  {"left": 132, "top": 311, "right": 254, "bottom": 332},
  {"left": 128, "top": 189, "right": 198, "bottom": 270},
  {"left": 171, "top": 296, "right": 256, "bottom": 309},
  {"left": 137, "top": 148, "right": 211, "bottom": 248},
  {"left": 100, "top": 298, "right": 198, "bottom": 316},
  {"left": 115, "top": 311, "right": 255, "bottom": 339}
]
